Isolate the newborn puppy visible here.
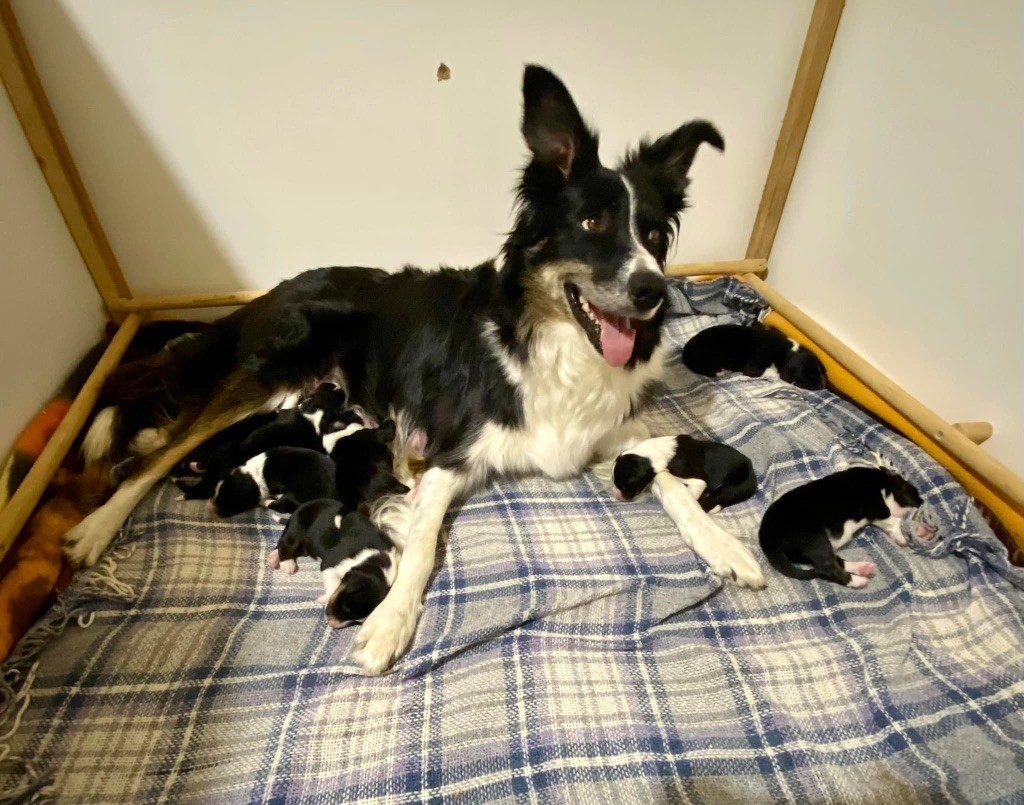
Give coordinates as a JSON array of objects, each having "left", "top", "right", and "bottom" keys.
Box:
[
  {"left": 213, "top": 447, "right": 337, "bottom": 517},
  {"left": 683, "top": 323, "right": 826, "bottom": 390},
  {"left": 758, "top": 466, "right": 935, "bottom": 588},
  {"left": 613, "top": 435, "right": 757, "bottom": 513},
  {"left": 175, "top": 383, "right": 350, "bottom": 499},
  {"left": 323, "top": 418, "right": 409, "bottom": 511},
  {"left": 267, "top": 499, "right": 398, "bottom": 628}
]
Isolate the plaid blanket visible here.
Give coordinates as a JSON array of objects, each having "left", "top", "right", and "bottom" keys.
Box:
[{"left": 3, "top": 278, "right": 1023, "bottom": 804}]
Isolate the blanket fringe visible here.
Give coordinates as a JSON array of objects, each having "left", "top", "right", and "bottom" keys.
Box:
[{"left": 0, "top": 545, "right": 137, "bottom": 800}]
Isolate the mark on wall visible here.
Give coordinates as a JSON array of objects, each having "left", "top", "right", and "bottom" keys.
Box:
[{"left": 436, "top": 63, "right": 451, "bottom": 82}]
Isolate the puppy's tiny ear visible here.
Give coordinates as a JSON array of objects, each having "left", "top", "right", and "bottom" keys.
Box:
[{"left": 521, "top": 65, "right": 598, "bottom": 178}]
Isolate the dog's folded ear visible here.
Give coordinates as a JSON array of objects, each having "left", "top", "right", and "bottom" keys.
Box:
[
  {"left": 521, "top": 65, "right": 598, "bottom": 178},
  {"left": 623, "top": 120, "right": 724, "bottom": 209}
]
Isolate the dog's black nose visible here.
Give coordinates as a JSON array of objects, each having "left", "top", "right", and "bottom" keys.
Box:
[{"left": 627, "top": 271, "right": 667, "bottom": 312}]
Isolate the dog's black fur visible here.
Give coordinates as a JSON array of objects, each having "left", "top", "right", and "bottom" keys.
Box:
[
  {"left": 758, "top": 467, "right": 924, "bottom": 586},
  {"left": 613, "top": 435, "right": 756, "bottom": 511},
  {"left": 213, "top": 446, "right": 338, "bottom": 517},
  {"left": 683, "top": 323, "right": 826, "bottom": 390},
  {"left": 268, "top": 499, "right": 395, "bottom": 627}
]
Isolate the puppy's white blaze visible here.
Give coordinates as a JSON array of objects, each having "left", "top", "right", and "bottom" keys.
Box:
[
  {"left": 334, "top": 514, "right": 343, "bottom": 529},
  {"left": 788, "top": 338, "right": 801, "bottom": 353},
  {"left": 323, "top": 547, "right": 383, "bottom": 586},
  {"left": 302, "top": 409, "right": 325, "bottom": 433},
  {"left": 882, "top": 490, "right": 914, "bottom": 517},
  {"left": 240, "top": 452, "right": 271, "bottom": 503},
  {"left": 619, "top": 435, "right": 678, "bottom": 475},
  {"left": 321, "top": 422, "right": 366, "bottom": 452},
  {"left": 81, "top": 406, "right": 117, "bottom": 463}
]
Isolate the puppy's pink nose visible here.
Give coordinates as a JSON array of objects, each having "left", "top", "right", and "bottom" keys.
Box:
[{"left": 612, "top": 488, "right": 624, "bottom": 502}]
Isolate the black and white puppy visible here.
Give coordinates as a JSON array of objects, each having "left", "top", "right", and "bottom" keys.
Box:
[
  {"left": 758, "top": 466, "right": 935, "bottom": 588},
  {"left": 323, "top": 418, "right": 409, "bottom": 511},
  {"left": 682, "top": 323, "right": 826, "bottom": 390},
  {"left": 175, "top": 383, "right": 351, "bottom": 499},
  {"left": 267, "top": 499, "right": 398, "bottom": 628},
  {"left": 613, "top": 435, "right": 757, "bottom": 512},
  {"left": 213, "top": 446, "right": 338, "bottom": 517}
]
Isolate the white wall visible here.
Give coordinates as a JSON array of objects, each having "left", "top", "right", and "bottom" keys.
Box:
[
  {"left": 772, "top": 0, "right": 1024, "bottom": 475},
  {"left": 11, "top": 0, "right": 813, "bottom": 294},
  {"left": 0, "top": 89, "right": 106, "bottom": 458}
]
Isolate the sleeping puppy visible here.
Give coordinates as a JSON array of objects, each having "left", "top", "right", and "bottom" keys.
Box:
[
  {"left": 682, "top": 323, "right": 826, "bottom": 390},
  {"left": 213, "top": 447, "right": 337, "bottom": 517},
  {"left": 323, "top": 418, "right": 409, "bottom": 511},
  {"left": 613, "top": 435, "right": 757, "bottom": 513},
  {"left": 267, "top": 499, "right": 398, "bottom": 628},
  {"left": 175, "top": 383, "right": 351, "bottom": 499},
  {"left": 758, "top": 466, "right": 936, "bottom": 588}
]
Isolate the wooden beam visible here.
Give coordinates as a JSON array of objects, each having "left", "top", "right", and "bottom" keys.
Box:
[
  {"left": 0, "top": 2, "right": 131, "bottom": 310},
  {"left": 745, "top": 274, "right": 1024, "bottom": 510},
  {"left": 954, "top": 421, "right": 993, "bottom": 446},
  {"left": 665, "top": 258, "right": 767, "bottom": 278},
  {"left": 746, "top": 0, "right": 844, "bottom": 259},
  {"left": 110, "top": 290, "right": 266, "bottom": 313},
  {"left": 0, "top": 313, "right": 143, "bottom": 562}
]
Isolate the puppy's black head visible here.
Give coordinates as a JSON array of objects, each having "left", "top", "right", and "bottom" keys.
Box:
[
  {"left": 883, "top": 471, "right": 924, "bottom": 509},
  {"left": 213, "top": 470, "right": 261, "bottom": 517},
  {"left": 779, "top": 350, "right": 827, "bottom": 390},
  {"left": 612, "top": 453, "right": 656, "bottom": 501},
  {"left": 504, "top": 65, "right": 724, "bottom": 369},
  {"left": 300, "top": 383, "right": 351, "bottom": 435},
  {"left": 326, "top": 564, "right": 390, "bottom": 627}
]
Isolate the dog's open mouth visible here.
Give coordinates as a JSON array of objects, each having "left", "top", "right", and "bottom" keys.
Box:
[{"left": 565, "top": 283, "right": 638, "bottom": 368}]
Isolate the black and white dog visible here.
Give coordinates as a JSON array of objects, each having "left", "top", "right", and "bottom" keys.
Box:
[
  {"left": 758, "top": 466, "right": 933, "bottom": 587},
  {"left": 68, "top": 65, "right": 765, "bottom": 674},
  {"left": 613, "top": 435, "right": 756, "bottom": 512},
  {"left": 267, "top": 499, "right": 398, "bottom": 628},
  {"left": 683, "top": 322, "right": 826, "bottom": 390}
]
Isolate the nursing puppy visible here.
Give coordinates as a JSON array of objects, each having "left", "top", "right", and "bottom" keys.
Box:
[
  {"left": 758, "top": 466, "right": 934, "bottom": 587},
  {"left": 323, "top": 419, "right": 409, "bottom": 511},
  {"left": 70, "top": 65, "right": 766, "bottom": 675},
  {"left": 213, "top": 447, "right": 337, "bottom": 517},
  {"left": 613, "top": 435, "right": 756, "bottom": 512},
  {"left": 175, "top": 383, "right": 350, "bottom": 499},
  {"left": 683, "top": 323, "right": 826, "bottom": 390},
  {"left": 267, "top": 499, "right": 398, "bottom": 628}
]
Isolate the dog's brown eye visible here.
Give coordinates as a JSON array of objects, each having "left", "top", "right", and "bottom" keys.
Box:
[{"left": 581, "top": 213, "right": 608, "bottom": 233}]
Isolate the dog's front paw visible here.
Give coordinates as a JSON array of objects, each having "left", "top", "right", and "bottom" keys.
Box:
[
  {"left": 64, "top": 509, "right": 120, "bottom": 566},
  {"left": 351, "top": 599, "right": 421, "bottom": 675},
  {"left": 702, "top": 536, "right": 766, "bottom": 589}
]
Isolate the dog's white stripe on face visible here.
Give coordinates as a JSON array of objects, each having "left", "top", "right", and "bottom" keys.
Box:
[
  {"left": 620, "top": 435, "right": 678, "bottom": 475},
  {"left": 621, "top": 174, "right": 662, "bottom": 278},
  {"left": 241, "top": 452, "right": 271, "bottom": 502},
  {"left": 322, "top": 422, "right": 366, "bottom": 452}
]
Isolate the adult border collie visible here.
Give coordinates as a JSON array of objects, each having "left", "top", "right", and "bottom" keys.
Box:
[{"left": 67, "top": 66, "right": 765, "bottom": 674}]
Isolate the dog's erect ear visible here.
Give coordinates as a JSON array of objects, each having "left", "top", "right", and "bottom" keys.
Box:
[
  {"left": 521, "top": 65, "right": 598, "bottom": 178},
  {"left": 624, "top": 120, "right": 724, "bottom": 206}
]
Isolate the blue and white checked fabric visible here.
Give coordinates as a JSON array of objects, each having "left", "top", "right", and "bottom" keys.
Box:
[{"left": 2, "top": 278, "right": 1022, "bottom": 803}]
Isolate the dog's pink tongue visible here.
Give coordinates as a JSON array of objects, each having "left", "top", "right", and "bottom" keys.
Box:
[{"left": 597, "top": 310, "right": 637, "bottom": 368}]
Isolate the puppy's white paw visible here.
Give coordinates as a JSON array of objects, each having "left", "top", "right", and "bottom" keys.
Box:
[
  {"left": 64, "top": 509, "right": 121, "bottom": 566},
  {"left": 700, "top": 535, "right": 766, "bottom": 589},
  {"left": 351, "top": 599, "right": 421, "bottom": 676},
  {"left": 280, "top": 559, "right": 297, "bottom": 575}
]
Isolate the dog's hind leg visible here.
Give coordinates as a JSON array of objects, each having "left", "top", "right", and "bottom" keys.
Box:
[
  {"left": 352, "top": 466, "right": 461, "bottom": 675},
  {"left": 65, "top": 372, "right": 290, "bottom": 566}
]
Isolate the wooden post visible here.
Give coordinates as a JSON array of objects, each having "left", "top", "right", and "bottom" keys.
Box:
[
  {"left": 0, "top": 2, "right": 132, "bottom": 312},
  {"left": 0, "top": 314, "right": 143, "bottom": 561},
  {"left": 746, "top": 0, "right": 844, "bottom": 260}
]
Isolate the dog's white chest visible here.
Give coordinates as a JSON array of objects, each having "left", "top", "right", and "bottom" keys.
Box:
[{"left": 469, "top": 325, "right": 665, "bottom": 482}]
